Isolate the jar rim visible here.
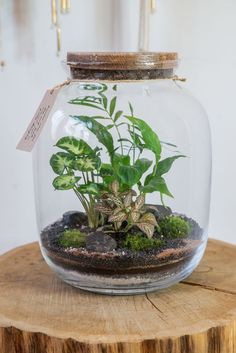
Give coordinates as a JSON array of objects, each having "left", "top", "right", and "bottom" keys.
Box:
[{"left": 67, "top": 52, "right": 178, "bottom": 71}]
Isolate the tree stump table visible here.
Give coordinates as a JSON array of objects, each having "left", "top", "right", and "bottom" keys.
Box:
[{"left": 0, "top": 239, "right": 235, "bottom": 353}]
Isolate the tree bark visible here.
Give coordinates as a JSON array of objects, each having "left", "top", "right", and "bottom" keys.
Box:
[{"left": 0, "top": 240, "right": 235, "bottom": 353}]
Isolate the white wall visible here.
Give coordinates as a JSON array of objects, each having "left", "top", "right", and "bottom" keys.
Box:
[
  {"left": 0, "top": 0, "right": 114, "bottom": 254},
  {"left": 1, "top": 0, "right": 236, "bottom": 254},
  {"left": 117, "top": 0, "right": 236, "bottom": 245}
]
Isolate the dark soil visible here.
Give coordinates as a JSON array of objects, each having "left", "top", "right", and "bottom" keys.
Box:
[
  {"left": 70, "top": 67, "right": 174, "bottom": 81},
  {"left": 41, "top": 207, "right": 203, "bottom": 276}
]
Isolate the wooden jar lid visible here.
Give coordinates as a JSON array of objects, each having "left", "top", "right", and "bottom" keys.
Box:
[{"left": 67, "top": 52, "right": 178, "bottom": 71}]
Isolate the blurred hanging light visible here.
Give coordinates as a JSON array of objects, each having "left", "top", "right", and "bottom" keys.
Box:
[
  {"left": 66, "top": 0, "right": 71, "bottom": 12},
  {"left": 60, "top": 0, "right": 67, "bottom": 14},
  {"left": 60, "top": 0, "right": 70, "bottom": 14},
  {"left": 0, "top": 0, "right": 4, "bottom": 68},
  {"left": 138, "top": 0, "right": 157, "bottom": 51},
  {"left": 51, "top": 0, "right": 57, "bottom": 25},
  {"left": 150, "top": 0, "right": 157, "bottom": 12},
  {"left": 51, "top": 0, "right": 70, "bottom": 55}
]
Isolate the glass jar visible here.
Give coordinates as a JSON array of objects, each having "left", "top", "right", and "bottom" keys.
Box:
[{"left": 33, "top": 52, "right": 211, "bottom": 295}]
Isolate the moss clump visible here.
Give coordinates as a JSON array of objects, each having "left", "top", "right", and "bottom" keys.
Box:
[
  {"left": 59, "top": 229, "right": 86, "bottom": 248},
  {"left": 159, "top": 216, "right": 190, "bottom": 239},
  {"left": 123, "top": 233, "right": 163, "bottom": 251}
]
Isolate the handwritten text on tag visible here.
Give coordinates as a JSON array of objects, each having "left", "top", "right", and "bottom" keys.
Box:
[{"left": 17, "top": 89, "right": 59, "bottom": 152}]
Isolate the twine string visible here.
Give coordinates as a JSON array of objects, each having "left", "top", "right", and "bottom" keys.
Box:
[{"left": 50, "top": 75, "right": 187, "bottom": 93}]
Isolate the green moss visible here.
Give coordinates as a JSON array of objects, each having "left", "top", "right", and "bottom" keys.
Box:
[
  {"left": 159, "top": 216, "right": 190, "bottom": 239},
  {"left": 123, "top": 233, "right": 163, "bottom": 251},
  {"left": 58, "top": 229, "right": 86, "bottom": 248}
]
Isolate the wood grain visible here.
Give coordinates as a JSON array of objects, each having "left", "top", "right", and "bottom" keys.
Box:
[
  {"left": 67, "top": 52, "right": 178, "bottom": 70},
  {"left": 0, "top": 239, "right": 235, "bottom": 353}
]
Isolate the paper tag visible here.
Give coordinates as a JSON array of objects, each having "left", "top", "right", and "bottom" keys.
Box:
[{"left": 17, "top": 88, "right": 60, "bottom": 152}]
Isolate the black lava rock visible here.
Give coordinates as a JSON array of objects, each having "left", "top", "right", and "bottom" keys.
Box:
[
  {"left": 146, "top": 204, "right": 172, "bottom": 219},
  {"left": 86, "top": 232, "right": 117, "bottom": 253},
  {"left": 62, "top": 211, "right": 88, "bottom": 228}
]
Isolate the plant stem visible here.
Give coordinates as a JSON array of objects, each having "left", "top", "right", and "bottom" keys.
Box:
[
  {"left": 152, "top": 163, "right": 158, "bottom": 176},
  {"left": 160, "top": 193, "right": 167, "bottom": 208},
  {"left": 132, "top": 124, "right": 136, "bottom": 163},
  {"left": 73, "top": 185, "right": 99, "bottom": 228},
  {"left": 105, "top": 108, "right": 124, "bottom": 155},
  {"left": 137, "top": 150, "right": 142, "bottom": 160},
  {"left": 115, "top": 124, "right": 124, "bottom": 155},
  {"left": 127, "top": 144, "right": 135, "bottom": 157},
  {"left": 86, "top": 172, "right": 89, "bottom": 184},
  {"left": 91, "top": 172, "right": 95, "bottom": 183},
  {"left": 88, "top": 194, "right": 99, "bottom": 228},
  {"left": 73, "top": 188, "right": 89, "bottom": 212},
  {"left": 82, "top": 172, "right": 86, "bottom": 184}
]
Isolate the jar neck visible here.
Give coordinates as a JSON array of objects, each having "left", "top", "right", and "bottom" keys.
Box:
[{"left": 69, "top": 66, "right": 175, "bottom": 81}]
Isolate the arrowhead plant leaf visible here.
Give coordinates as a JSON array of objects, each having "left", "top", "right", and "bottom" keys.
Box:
[
  {"left": 55, "top": 136, "right": 93, "bottom": 156},
  {"left": 73, "top": 155, "right": 101, "bottom": 172},
  {"left": 53, "top": 174, "right": 81, "bottom": 190},
  {"left": 50, "top": 152, "right": 74, "bottom": 175}
]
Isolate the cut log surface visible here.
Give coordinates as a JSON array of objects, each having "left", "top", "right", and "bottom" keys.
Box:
[{"left": 0, "top": 239, "right": 235, "bottom": 353}]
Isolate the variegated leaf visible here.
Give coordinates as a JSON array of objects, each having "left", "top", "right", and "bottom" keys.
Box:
[
  {"left": 73, "top": 155, "right": 101, "bottom": 172},
  {"left": 113, "top": 207, "right": 123, "bottom": 215},
  {"left": 78, "top": 183, "right": 100, "bottom": 195},
  {"left": 134, "top": 194, "right": 145, "bottom": 210},
  {"left": 115, "top": 221, "right": 122, "bottom": 229},
  {"left": 120, "top": 189, "right": 137, "bottom": 197},
  {"left": 130, "top": 211, "right": 141, "bottom": 223},
  {"left": 136, "top": 223, "right": 155, "bottom": 238},
  {"left": 139, "top": 213, "right": 158, "bottom": 226},
  {"left": 94, "top": 204, "right": 113, "bottom": 215},
  {"left": 110, "top": 180, "right": 119, "bottom": 195},
  {"left": 50, "top": 152, "right": 74, "bottom": 175},
  {"left": 53, "top": 174, "right": 81, "bottom": 190},
  {"left": 101, "top": 191, "right": 109, "bottom": 199},
  {"left": 123, "top": 192, "right": 132, "bottom": 208},
  {"left": 55, "top": 136, "right": 93, "bottom": 156},
  {"left": 109, "top": 211, "right": 127, "bottom": 223},
  {"left": 107, "top": 194, "right": 123, "bottom": 207}
]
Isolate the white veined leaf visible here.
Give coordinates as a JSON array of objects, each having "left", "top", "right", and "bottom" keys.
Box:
[
  {"left": 109, "top": 211, "right": 127, "bottom": 223},
  {"left": 136, "top": 223, "right": 155, "bottom": 238},
  {"left": 123, "top": 192, "right": 132, "bottom": 207},
  {"left": 110, "top": 180, "right": 119, "bottom": 195},
  {"left": 138, "top": 213, "right": 158, "bottom": 226},
  {"left": 134, "top": 194, "right": 145, "bottom": 210},
  {"left": 73, "top": 155, "right": 101, "bottom": 172},
  {"left": 94, "top": 204, "right": 113, "bottom": 215},
  {"left": 53, "top": 174, "right": 81, "bottom": 190},
  {"left": 50, "top": 152, "right": 74, "bottom": 175},
  {"left": 130, "top": 211, "right": 141, "bottom": 223},
  {"left": 56, "top": 136, "right": 93, "bottom": 156}
]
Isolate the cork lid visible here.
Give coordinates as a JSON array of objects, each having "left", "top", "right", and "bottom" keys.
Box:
[{"left": 67, "top": 52, "right": 178, "bottom": 71}]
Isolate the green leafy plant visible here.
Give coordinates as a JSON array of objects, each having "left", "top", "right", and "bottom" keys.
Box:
[
  {"left": 50, "top": 83, "right": 185, "bottom": 236},
  {"left": 58, "top": 229, "right": 86, "bottom": 248},
  {"left": 159, "top": 216, "right": 190, "bottom": 239},
  {"left": 50, "top": 136, "right": 103, "bottom": 228},
  {"left": 123, "top": 233, "right": 163, "bottom": 251}
]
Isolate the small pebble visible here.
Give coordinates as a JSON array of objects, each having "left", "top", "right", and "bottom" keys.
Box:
[
  {"left": 86, "top": 232, "right": 117, "bottom": 253},
  {"left": 62, "top": 211, "right": 88, "bottom": 227}
]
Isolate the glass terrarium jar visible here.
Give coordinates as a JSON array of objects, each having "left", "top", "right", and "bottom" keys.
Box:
[{"left": 33, "top": 52, "right": 211, "bottom": 295}]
